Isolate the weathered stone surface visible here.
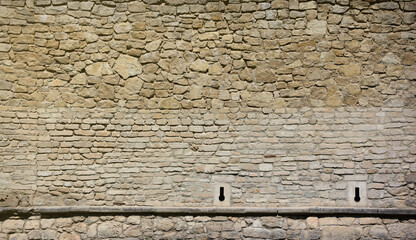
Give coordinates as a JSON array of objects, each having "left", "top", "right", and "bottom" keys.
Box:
[
  {"left": 125, "top": 77, "right": 144, "bottom": 93},
  {"left": 92, "top": 5, "right": 114, "bottom": 16},
  {"left": 322, "top": 227, "right": 360, "bottom": 240},
  {"left": 113, "top": 55, "right": 142, "bottom": 79},
  {"left": 306, "top": 20, "right": 327, "bottom": 35},
  {"left": 114, "top": 23, "right": 132, "bottom": 34},
  {"left": 0, "top": 44, "right": 12, "bottom": 52},
  {"left": 255, "top": 68, "right": 276, "bottom": 83},
  {"left": 71, "top": 73, "right": 87, "bottom": 85},
  {"left": 85, "top": 62, "right": 113, "bottom": 76},
  {"left": 339, "top": 63, "right": 361, "bottom": 77},
  {"left": 190, "top": 60, "right": 209, "bottom": 72},
  {"left": 97, "top": 222, "right": 122, "bottom": 238},
  {"left": 160, "top": 98, "right": 181, "bottom": 109},
  {"left": 139, "top": 52, "right": 160, "bottom": 63},
  {"left": 145, "top": 40, "right": 162, "bottom": 52}
]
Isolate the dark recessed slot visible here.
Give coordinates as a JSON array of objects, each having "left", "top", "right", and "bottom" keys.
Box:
[
  {"left": 354, "top": 187, "right": 361, "bottom": 202},
  {"left": 219, "top": 187, "right": 225, "bottom": 202}
]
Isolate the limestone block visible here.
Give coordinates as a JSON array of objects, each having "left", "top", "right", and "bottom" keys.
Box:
[
  {"left": 190, "top": 60, "right": 209, "bottom": 72},
  {"left": 125, "top": 77, "right": 144, "bottom": 93},
  {"left": 339, "top": 63, "right": 361, "bottom": 77},
  {"left": 160, "top": 98, "right": 181, "bottom": 109},
  {"left": 306, "top": 20, "right": 327, "bottom": 35},
  {"left": 92, "top": 5, "right": 114, "bottom": 16},
  {"left": 85, "top": 62, "right": 112, "bottom": 76},
  {"left": 322, "top": 226, "right": 361, "bottom": 240},
  {"left": 140, "top": 52, "right": 160, "bottom": 63},
  {"left": 70, "top": 73, "right": 87, "bottom": 85},
  {"left": 113, "top": 55, "right": 142, "bottom": 79},
  {"left": 114, "top": 23, "right": 132, "bottom": 34},
  {"left": 0, "top": 44, "right": 12, "bottom": 52}
]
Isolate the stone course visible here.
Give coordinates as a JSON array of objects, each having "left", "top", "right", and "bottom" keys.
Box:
[
  {"left": 0, "top": 215, "right": 415, "bottom": 239},
  {"left": 0, "top": 0, "right": 415, "bottom": 237}
]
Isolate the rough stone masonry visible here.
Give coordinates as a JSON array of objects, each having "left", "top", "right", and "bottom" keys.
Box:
[{"left": 0, "top": 0, "right": 415, "bottom": 239}]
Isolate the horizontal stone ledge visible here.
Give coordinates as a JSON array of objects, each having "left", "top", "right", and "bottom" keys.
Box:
[{"left": 0, "top": 207, "right": 415, "bottom": 218}]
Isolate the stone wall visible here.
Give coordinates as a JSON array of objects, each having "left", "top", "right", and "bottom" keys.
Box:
[
  {"left": 0, "top": 0, "right": 415, "bottom": 238},
  {"left": 1, "top": 214, "right": 416, "bottom": 239}
]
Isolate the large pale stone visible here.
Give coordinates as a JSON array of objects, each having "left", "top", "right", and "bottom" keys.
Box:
[
  {"left": 92, "top": 5, "right": 114, "bottom": 16},
  {"left": 113, "top": 55, "right": 142, "bottom": 79},
  {"left": 404, "top": 66, "right": 416, "bottom": 80},
  {"left": 208, "top": 62, "right": 223, "bottom": 75},
  {"left": 86, "top": 62, "right": 112, "bottom": 76},
  {"left": 0, "top": 90, "right": 13, "bottom": 100},
  {"left": 114, "top": 23, "right": 132, "bottom": 34},
  {"left": 170, "top": 58, "right": 187, "bottom": 74},
  {"left": 140, "top": 52, "right": 160, "bottom": 63},
  {"left": 190, "top": 59, "right": 209, "bottom": 72},
  {"left": 97, "top": 84, "right": 115, "bottom": 99},
  {"left": 9, "top": 234, "right": 28, "bottom": 240},
  {"left": 241, "top": 91, "right": 273, "bottom": 107},
  {"left": 97, "top": 222, "right": 122, "bottom": 238},
  {"left": 255, "top": 68, "right": 276, "bottom": 83},
  {"left": 339, "top": 63, "right": 361, "bottom": 77},
  {"left": 125, "top": 77, "right": 144, "bottom": 93},
  {"left": 3, "top": 220, "right": 25, "bottom": 233},
  {"left": 0, "top": 80, "right": 12, "bottom": 90},
  {"left": 189, "top": 85, "right": 202, "bottom": 100},
  {"left": 0, "top": 43, "right": 12, "bottom": 52},
  {"left": 145, "top": 40, "right": 162, "bottom": 52},
  {"left": 71, "top": 73, "right": 87, "bottom": 85},
  {"left": 322, "top": 226, "right": 360, "bottom": 240},
  {"left": 160, "top": 98, "right": 181, "bottom": 109},
  {"left": 306, "top": 20, "right": 327, "bottom": 35},
  {"left": 60, "top": 40, "right": 80, "bottom": 51}
]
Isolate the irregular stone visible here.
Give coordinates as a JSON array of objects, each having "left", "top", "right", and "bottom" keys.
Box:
[
  {"left": 128, "top": 2, "right": 146, "bottom": 12},
  {"left": 92, "top": 5, "right": 114, "bottom": 16},
  {"left": 113, "top": 54, "right": 142, "bottom": 79},
  {"left": 145, "top": 39, "right": 162, "bottom": 52},
  {"left": 206, "top": 2, "right": 225, "bottom": 12},
  {"left": 306, "top": 20, "right": 327, "bottom": 35},
  {"left": 241, "top": 91, "right": 273, "bottom": 107},
  {"left": 9, "top": 234, "right": 28, "bottom": 240},
  {"left": 339, "top": 63, "right": 361, "bottom": 77},
  {"left": 97, "top": 222, "right": 122, "bottom": 238},
  {"left": 71, "top": 73, "right": 87, "bottom": 85},
  {"left": 243, "top": 228, "right": 272, "bottom": 238},
  {"left": 255, "top": 68, "right": 276, "bottom": 83},
  {"left": 60, "top": 40, "right": 80, "bottom": 51},
  {"left": 0, "top": 90, "right": 13, "bottom": 100},
  {"left": 114, "top": 23, "right": 132, "bottom": 34},
  {"left": 189, "top": 85, "right": 202, "bottom": 100},
  {"left": 199, "top": 32, "right": 219, "bottom": 41},
  {"left": 0, "top": 79, "right": 12, "bottom": 90},
  {"left": 155, "top": 219, "right": 174, "bottom": 231},
  {"left": 306, "top": 217, "right": 319, "bottom": 228},
  {"left": 160, "top": 98, "right": 181, "bottom": 109},
  {"left": 97, "top": 84, "right": 115, "bottom": 99},
  {"left": 60, "top": 233, "right": 80, "bottom": 240},
  {"left": 3, "top": 220, "right": 25, "bottom": 233},
  {"left": 322, "top": 226, "right": 360, "bottom": 240},
  {"left": 208, "top": 62, "right": 223, "bottom": 75},
  {"left": 50, "top": 79, "right": 66, "bottom": 87},
  {"left": 0, "top": 43, "right": 12, "bottom": 52},
  {"left": 140, "top": 52, "right": 160, "bottom": 63},
  {"left": 85, "top": 62, "right": 112, "bottom": 76},
  {"left": 404, "top": 66, "right": 416, "bottom": 80},
  {"left": 190, "top": 59, "right": 209, "bottom": 72},
  {"left": 124, "top": 226, "right": 142, "bottom": 237},
  {"left": 170, "top": 58, "right": 187, "bottom": 74},
  {"left": 125, "top": 77, "right": 144, "bottom": 93}
]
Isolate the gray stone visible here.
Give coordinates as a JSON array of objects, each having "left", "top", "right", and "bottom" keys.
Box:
[
  {"left": 369, "top": 225, "right": 388, "bottom": 239},
  {"left": 97, "top": 222, "right": 122, "bottom": 238},
  {"left": 322, "top": 226, "right": 360, "bottom": 240}
]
